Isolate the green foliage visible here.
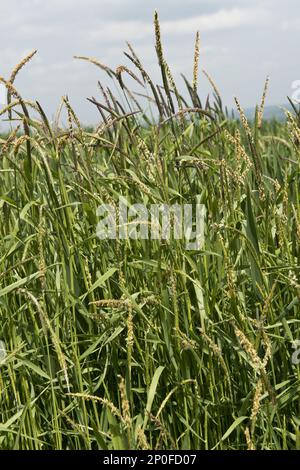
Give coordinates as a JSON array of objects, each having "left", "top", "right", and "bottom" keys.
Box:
[{"left": 0, "top": 13, "right": 300, "bottom": 450}]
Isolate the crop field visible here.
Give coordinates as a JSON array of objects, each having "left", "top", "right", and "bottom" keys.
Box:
[{"left": 0, "top": 13, "right": 300, "bottom": 450}]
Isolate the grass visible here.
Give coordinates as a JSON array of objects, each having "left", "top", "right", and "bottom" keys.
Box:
[{"left": 0, "top": 12, "right": 300, "bottom": 450}]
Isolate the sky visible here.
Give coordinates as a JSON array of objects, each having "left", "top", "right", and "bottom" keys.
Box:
[{"left": 0, "top": 0, "right": 300, "bottom": 125}]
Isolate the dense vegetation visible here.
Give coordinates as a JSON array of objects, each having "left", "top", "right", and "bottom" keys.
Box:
[{"left": 0, "top": 13, "right": 300, "bottom": 450}]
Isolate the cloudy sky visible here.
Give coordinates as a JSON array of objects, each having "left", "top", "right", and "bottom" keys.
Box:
[{"left": 0, "top": 0, "right": 299, "bottom": 125}]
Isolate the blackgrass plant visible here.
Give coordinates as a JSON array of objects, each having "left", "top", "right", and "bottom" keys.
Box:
[{"left": 0, "top": 12, "right": 300, "bottom": 450}]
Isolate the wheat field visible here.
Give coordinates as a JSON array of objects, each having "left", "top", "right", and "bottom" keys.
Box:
[{"left": 0, "top": 12, "right": 300, "bottom": 450}]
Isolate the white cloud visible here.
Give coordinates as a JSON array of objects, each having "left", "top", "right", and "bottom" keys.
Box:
[
  {"left": 88, "top": 7, "right": 268, "bottom": 44},
  {"left": 281, "top": 18, "right": 300, "bottom": 31},
  {"left": 16, "top": 24, "right": 62, "bottom": 39},
  {"left": 162, "top": 7, "right": 268, "bottom": 33},
  {"left": 88, "top": 21, "right": 152, "bottom": 42}
]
